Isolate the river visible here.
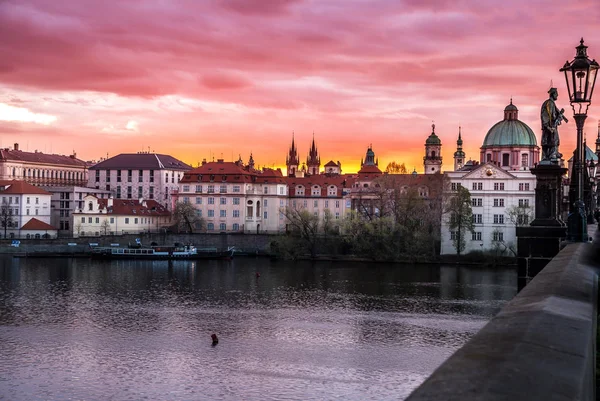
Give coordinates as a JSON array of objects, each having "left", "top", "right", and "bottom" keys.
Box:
[{"left": 0, "top": 257, "right": 516, "bottom": 401}]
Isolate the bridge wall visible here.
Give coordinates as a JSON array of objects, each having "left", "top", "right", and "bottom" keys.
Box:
[{"left": 406, "top": 242, "right": 598, "bottom": 401}]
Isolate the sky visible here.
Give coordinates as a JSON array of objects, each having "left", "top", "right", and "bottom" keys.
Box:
[{"left": 0, "top": 0, "right": 599, "bottom": 174}]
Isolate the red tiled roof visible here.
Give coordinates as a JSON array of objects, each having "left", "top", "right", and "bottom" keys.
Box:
[
  {"left": 180, "top": 161, "right": 286, "bottom": 184},
  {"left": 0, "top": 180, "right": 51, "bottom": 195},
  {"left": 0, "top": 149, "right": 87, "bottom": 167},
  {"left": 21, "top": 218, "right": 56, "bottom": 231},
  {"left": 357, "top": 165, "right": 383, "bottom": 175},
  {"left": 96, "top": 198, "right": 170, "bottom": 216},
  {"left": 89, "top": 153, "right": 192, "bottom": 171}
]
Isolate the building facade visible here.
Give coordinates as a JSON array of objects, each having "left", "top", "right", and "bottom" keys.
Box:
[
  {"left": 88, "top": 153, "right": 192, "bottom": 209},
  {"left": 0, "top": 143, "right": 88, "bottom": 186},
  {"left": 0, "top": 180, "right": 56, "bottom": 238},
  {"left": 72, "top": 195, "right": 171, "bottom": 237},
  {"left": 47, "top": 186, "right": 112, "bottom": 235},
  {"left": 176, "top": 159, "right": 288, "bottom": 234}
]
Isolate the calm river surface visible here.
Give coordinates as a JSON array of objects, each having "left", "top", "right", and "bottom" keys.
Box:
[{"left": 0, "top": 257, "right": 516, "bottom": 401}]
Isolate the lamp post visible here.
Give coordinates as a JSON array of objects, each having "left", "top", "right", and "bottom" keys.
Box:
[{"left": 561, "top": 38, "right": 599, "bottom": 241}]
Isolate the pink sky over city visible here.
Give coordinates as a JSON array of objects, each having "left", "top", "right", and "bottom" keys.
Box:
[{"left": 0, "top": 0, "right": 599, "bottom": 173}]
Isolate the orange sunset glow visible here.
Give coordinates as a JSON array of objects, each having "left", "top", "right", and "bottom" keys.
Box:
[{"left": 0, "top": 0, "right": 599, "bottom": 173}]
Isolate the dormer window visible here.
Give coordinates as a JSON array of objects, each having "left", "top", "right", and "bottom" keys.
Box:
[{"left": 88, "top": 202, "right": 93, "bottom": 211}]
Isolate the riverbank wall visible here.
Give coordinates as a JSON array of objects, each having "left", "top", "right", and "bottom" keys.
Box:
[{"left": 0, "top": 233, "right": 277, "bottom": 255}]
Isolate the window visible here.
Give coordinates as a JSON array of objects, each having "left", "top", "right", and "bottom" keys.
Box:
[
  {"left": 81, "top": 217, "right": 85, "bottom": 223},
  {"left": 313, "top": 200, "right": 318, "bottom": 208},
  {"left": 220, "top": 198, "right": 226, "bottom": 205},
  {"left": 518, "top": 199, "right": 530, "bottom": 207},
  {"left": 518, "top": 214, "right": 529, "bottom": 225},
  {"left": 149, "top": 170, "right": 154, "bottom": 183},
  {"left": 196, "top": 210, "right": 203, "bottom": 217},
  {"left": 110, "top": 217, "right": 114, "bottom": 223},
  {"left": 26, "top": 197, "right": 30, "bottom": 204},
  {"left": 220, "top": 210, "right": 227, "bottom": 217},
  {"left": 196, "top": 197, "right": 202, "bottom": 204},
  {"left": 125, "top": 218, "right": 130, "bottom": 224},
  {"left": 280, "top": 187, "right": 285, "bottom": 195},
  {"left": 207, "top": 223, "right": 214, "bottom": 231},
  {"left": 233, "top": 223, "right": 239, "bottom": 231},
  {"left": 264, "top": 187, "right": 268, "bottom": 194},
  {"left": 335, "top": 200, "right": 340, "bottom": 208},
  {"left": 335, "top": 212, "right": 340, "bottom": 220},
  {"left": 451, "top": 183, "right": 461, "bottom": 191},
  {"left": 450, "top": 231, "right": 457, "bottom": 240},
  {"left": 127, "top": 186, "right": 132, "bottom": 199},
  {"left": 195, "top": 185, "right": 202, "bottom": 193},
  {"left": 220, "top": 185, "right": 227, "bottom": 193},
  {"left": 493, "top": 231, "right": 504, "bottom": 241},
  {"left": 494, "top": 182, "right": 505, "bottom": 191},
  {"left": 233, "top": 210, "right": 240, "bottom": 218},
  {"left": 519, "top": 183, "right": 531, "bottom": 191},
  {"left": 149, "top": 187, "right": 154, "bottom": 199},
  {"left": 95, "top": 217, "right": 100, "bottom": 223},
  {"left": 233, "top": 185, "right": 241, "bottom": 193},
  {"left": 219, "top": 223, "right": 226, "bottom": 231},
  {"left": 311, "top": 186, "right": 320, "bottom": 196},
  {"left": 471, "top": 231, "right": 482, "bottom": 241},
  {"left": 473, "top": 214, "right": 483, "bottom": 224},
  {"left": 138, "top": 170, "right": 143, "bottom": 182},
  {"left": 303, "top": 200, "right": 307, "bottom": 208},
  {"left": 493, "top": 214, "right": 504, "bottom": 224},
  {"left": 208, "top": 197, "right": 215, "bottom": 205},
  {"left": 207, "top": 185, "right": 215, "bottom": 193},
  {"left": 138, "top": 186, "right": 143, "bottom": 198},
  {"left": 325, "top": 200, "right": 329, "bottom": 208},
  {"left": 328, "top": 186, "right": 337, "bottom": 196},
  {"left": 208, "top": 210, "right": 214, "bottom": 217},
  {"left": 183, "top": 185, "right": 190, "bottom": 192},
  {"left": 134, "top": 218, "right": 138, "bottom": 224},
  {"left": 264, "top": 199, "right": 268, "bottom": 207},
  {"left": 472, "top": 182, "right": 483, "bottom": 190},
  {"left": 128, "top": 170, "right": 132, "bottom": 182},
  {"left": 522, "top": 154, "right": 529, "bottom": 167},
  {"left": 471, "top": 198, "right": 483, "bottom": 207},
  {"left": 233, "top": 198, "right": 240, "bottom": 205},
  {"left": 493, "top": 198, "right": 505, "bottom": 207},
  {"left": 264, "top": 211, "right": 268, "bottom": 219},
  {"left": 183, "top": 197, "right": 190, "bottom": 204}
]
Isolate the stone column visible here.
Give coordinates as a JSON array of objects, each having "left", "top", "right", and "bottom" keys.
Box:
[{"left": 516, "top": 164, "right": 567, "bottom": 290}]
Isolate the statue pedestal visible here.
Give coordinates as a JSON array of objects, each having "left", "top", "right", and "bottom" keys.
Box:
[
  {"left": 529, "top": 163, "right": 567, "bottom": 226},
  {"left": 516, "top": 164, "right": 567, "bottom": 290}
]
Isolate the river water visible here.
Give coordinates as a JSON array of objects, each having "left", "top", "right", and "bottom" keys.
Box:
[{"left": 0, "top": 257, "right": 516, "bottom": 401}]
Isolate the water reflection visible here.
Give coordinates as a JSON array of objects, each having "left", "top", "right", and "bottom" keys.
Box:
[{"left": 0, "top": 257, "right": 516, "bottom": 401}]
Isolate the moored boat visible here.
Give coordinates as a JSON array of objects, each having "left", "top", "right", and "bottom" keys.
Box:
[{"left": 90, "top": 243, "right": 234, "bottom": 260}]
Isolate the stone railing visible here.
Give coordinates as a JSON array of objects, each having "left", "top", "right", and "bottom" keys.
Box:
[{"left": 406, "top": 241, "right": 598, "bottom": 401}]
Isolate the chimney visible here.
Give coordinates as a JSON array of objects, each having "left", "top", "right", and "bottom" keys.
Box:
[
  {"left": 139, "top": 197, "right": 144, "bottom": 205},
  {"left": 202, "top": 158, "right": 207, "bottom": 165},
  {"left": 14, "top": 143, "right": 18, "bottom": 151},
  {"left": 108, "top": 197, "right": 113, "bottom": 208}
]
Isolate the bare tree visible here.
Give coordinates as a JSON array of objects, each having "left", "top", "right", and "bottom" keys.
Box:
[
  {"left": 446, "top": 186, "right": 474, "bottom": 257},
  {"left": 506, "top": 204, "right": 533, "bottom": 227},
  {"left": 100, "top": 219, "right": 111, "bottom": 236},
  {"left": 0, "top": 204, "right": 12, "bottom": 239},
  {"left": 385, "top": 161, "right": 408, "bottom": 174},
  {"left": 281, "top": 204, "right": 320, "bottom": 258},
  {"left": 172, "top": 201, "right": 204, "bottom": 233}
]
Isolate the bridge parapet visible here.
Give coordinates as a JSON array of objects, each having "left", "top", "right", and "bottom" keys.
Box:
[{"left": 406, "top": 242, "right": 598, "bottom": 401}]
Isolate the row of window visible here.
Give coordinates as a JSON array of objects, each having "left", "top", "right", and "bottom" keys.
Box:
[
  {"left": 454, "top": 182, "right": 532, "bottom": 191},
  {"left": 471, "top": 198, "right": 530, "bottom": 207},
  {"left": 206, "top": 223, "right": 240, "bottom": 231},
  {"left": 2, "top": 197, "right": 41, "bottom": 205},
  {"left": 11, "top": 167, "right": 84, "bottom": 181},
  {"left": 80, "top": 216, "right": 157, "bottom": 225},
  {"left": 450, "top": 231, "right": 505, "bottom": 241},
  {"left": 95, "top": 170, "right": 176, "bottom": 184},
  {"left": 291, "top": 199, "right": 342, "bottom": 208}
]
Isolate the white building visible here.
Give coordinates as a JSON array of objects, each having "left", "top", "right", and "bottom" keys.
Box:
[
  {"left": 0, "top": 143, "right": 88, "bottom": 186},
  {"left": 0, "top": 180, "right": 56, "bottom": 239},
  {"left": 45, "top": 186, "right": 112, "bottom": 235},
  {"left": 441, "top": 101, "right": 538, "bottom": 255},
  {"left": 72, "top": 195, "right": 171, "bottom": 237},
  {"left": 88, "top": 152, "right": 192, "bottom": 210},
  {"left": 176, "top": 158, "right": 289, "bottom": 233}
]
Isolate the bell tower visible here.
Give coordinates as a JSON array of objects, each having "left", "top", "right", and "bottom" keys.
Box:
[
  {"left": 453, "top": 126, "right": 465, "bottom": 171},
  {"left": 424, "top": 123, "right": 442, "bottom": 174},
  {"left": 306, "top": 134, "right": 320, "bottom": 175}
]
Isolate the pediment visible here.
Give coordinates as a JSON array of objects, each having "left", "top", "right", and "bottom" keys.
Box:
[{"left": 461, "top": 162, "right": 516, "bottom": 180}]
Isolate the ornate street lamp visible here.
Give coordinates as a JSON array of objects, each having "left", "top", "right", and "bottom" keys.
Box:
[{"left": 561, "top": 38, "right": 599, "bottom": 241}]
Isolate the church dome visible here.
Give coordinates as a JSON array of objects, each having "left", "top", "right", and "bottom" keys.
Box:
[{"left": 482, "top": 101, "right": 537, "bottom": 147}]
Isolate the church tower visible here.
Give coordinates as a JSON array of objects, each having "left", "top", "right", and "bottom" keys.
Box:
[
  {"left": 453, "top": 126, "right": 465, "bottom": 171},
  {"left": 424, "top": 123, "right": 442, "bottom": 174},
  {"left": 286, "top": 133, "right": 300, "bottom": 177},
  {"left": 306, "top": 134, "right": 320, "bottom": 175}
]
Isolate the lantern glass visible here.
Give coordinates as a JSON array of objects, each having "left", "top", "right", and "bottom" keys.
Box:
[{"left": 587, "top": 66, "right": 598, "bottom": 102}]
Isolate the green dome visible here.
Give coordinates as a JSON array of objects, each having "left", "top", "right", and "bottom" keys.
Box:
[
  {"left": 482, "top": 119, "right": 537, "bottom": 147},
  {"left": 426, "top": 133, "right": 441, "bottom": 145}
]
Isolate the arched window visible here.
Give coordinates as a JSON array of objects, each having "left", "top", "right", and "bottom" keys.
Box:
[
  {"left": 431, "top": 151, "right": 436, "bottom": 158},
  {"left": 12, "top": 167, "right": 15, "bottom": 177},
  {"left": 88, "top": 202, "right": 93, "bottom": 211}
]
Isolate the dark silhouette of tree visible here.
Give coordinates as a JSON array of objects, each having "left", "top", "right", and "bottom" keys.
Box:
[
  {"left": 446, "top": 186, "right": 474, "bottom": 257},
  {"left": 172, "top": 201, "right": 204, "bottom": 233},
  {"left": 0, "top": 204, "right": 13, "bottom": 239}
]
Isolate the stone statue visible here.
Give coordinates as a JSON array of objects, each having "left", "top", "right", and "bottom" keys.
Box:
[{"left": 540, "top": 87, "right": 568, "bottom": 163}]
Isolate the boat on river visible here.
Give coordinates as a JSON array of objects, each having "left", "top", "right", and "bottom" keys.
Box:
[{"left": 90, "top": 242, "right": 234, "bottom": 260}]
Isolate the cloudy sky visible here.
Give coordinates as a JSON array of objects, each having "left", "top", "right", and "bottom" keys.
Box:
[{"left": 0, "top": 0, "right": 598, "bottom": 173}]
